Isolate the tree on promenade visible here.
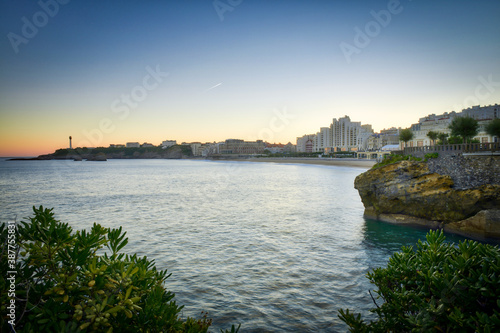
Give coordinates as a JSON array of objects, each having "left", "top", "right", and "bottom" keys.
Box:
[
  {"left": 399, "top": 129, "right": 414, "bottom": 148},
  {"left": 437, "top": 133, "right": 449, "bottom": 145},
  {"left": 449, "top": 116, "right": 479, "bottom": 143},
  {"left": 426, "top": 131, "right": 439, "bottom": 145},
  {"left": 486, "top": 118, "right": 500, "bottom": 140}
]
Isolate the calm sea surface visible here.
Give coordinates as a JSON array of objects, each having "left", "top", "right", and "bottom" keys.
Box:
[{"left": 0, "top": 158, "right": 471, "bottom": 332}]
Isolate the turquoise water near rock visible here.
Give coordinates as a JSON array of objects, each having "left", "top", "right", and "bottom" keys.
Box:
[{"left": 0, "top": 158, "right": 470, "bottom": 332}]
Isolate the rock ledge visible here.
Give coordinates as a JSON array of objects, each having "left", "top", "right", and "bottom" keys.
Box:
[{"left": 354, "top": 160, "right": 500, "bottom": 240}]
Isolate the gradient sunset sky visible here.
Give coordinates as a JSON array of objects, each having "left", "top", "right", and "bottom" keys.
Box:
[{"left": 1, "top": 0, "right": 500, "bottom": 156}]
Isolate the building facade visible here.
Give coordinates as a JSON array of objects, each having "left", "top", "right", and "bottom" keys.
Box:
[
  {"left": 161, "top": 140, "right": 177, "bottom": 149},
  {"left": 406, "top": 104, "right": 499, "bottom": 147},
  {"left": 297, "top": 116, "right": 374, "bottom": 153},
  {"left": 126, "top": 142, "right": 140, "bottom": 148},
  {"left": 219, "top": 139, "right": 266, "bottom": 155},
  {"left": 296, "top": 134, "right": 317, "bottom": 152}
]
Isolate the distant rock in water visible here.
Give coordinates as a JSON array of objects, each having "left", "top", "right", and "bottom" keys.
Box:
[
  {"left": 87, "top": 153, "right": 107, "bottom": 161},
  {"left": 354, "top": 159, "right": 500, "bottom": 240}
]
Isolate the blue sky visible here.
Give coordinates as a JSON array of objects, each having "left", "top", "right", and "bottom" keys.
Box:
[{"left": 1, "top": 0, "right": 499, "bottom": 155}]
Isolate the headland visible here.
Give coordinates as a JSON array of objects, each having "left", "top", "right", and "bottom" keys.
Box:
[{"left": 354, "top": 153, "right": 500, "bottom": 241}]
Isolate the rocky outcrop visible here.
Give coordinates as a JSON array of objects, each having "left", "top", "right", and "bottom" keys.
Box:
[
  {"left": 354, "top": 160, "right": 500, "bottom": 240},
  {"left": 87, "top": 153, "right": 107, "bottom": 161},
  {"left": 32, "top": 145, "right": 192, "bottom": 161}
]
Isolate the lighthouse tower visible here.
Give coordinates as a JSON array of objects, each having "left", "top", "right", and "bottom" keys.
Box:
[{"left": 69, "top": 136, "right": 72, "bottom": 149}]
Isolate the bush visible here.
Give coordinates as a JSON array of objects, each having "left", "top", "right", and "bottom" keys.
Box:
[
  {"left": 372, "top": 154, "right": 422, "bottom": 169},
  {"left": 1, "top": 206, "right": 240, "bottom": 333},
  {"left": 424, "top": 152, "right": 439, "bottom": 160},
  {"left": 448, "top": 136, "right": 463, "bottom": 144},
  {"left": 339, "top": 230, "right": 500, "bottom": 332}
]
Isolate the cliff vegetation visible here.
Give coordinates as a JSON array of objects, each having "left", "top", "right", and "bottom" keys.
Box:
[{"left": 38, "top": 145, "right": 193, "bottom": 161}]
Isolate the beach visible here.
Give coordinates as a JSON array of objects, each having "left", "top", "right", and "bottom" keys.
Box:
[{"left": 229, "top": 157, "right": 376, "bottom": 168}]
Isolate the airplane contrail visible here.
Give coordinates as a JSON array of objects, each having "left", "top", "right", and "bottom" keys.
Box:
[{"left": 206, "top": 82, "right": 222, "bottom": 92}]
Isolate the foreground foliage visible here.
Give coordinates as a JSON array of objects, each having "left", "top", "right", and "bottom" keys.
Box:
[
  {"left": 1, "top": 206, "right": 239, "bottom": 333},
  {"left": 339, "top": 230, "right": 500, "bottom": 332}
]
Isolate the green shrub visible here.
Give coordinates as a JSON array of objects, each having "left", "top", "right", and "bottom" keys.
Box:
[
  {"left": 448, "top": 136, "right": 464, "bottom": 144},
  {"left": 372, "top": 154, "right": 422, "bottom": 169},
  {"left": 424, "top": 152, "right": 439, "bottom": 161},
  {"left": 339, "top": 230, "right": 500, "bottom": 332},
  {"left": 1, "top": 206, "right": 240, "bottom": 333}
]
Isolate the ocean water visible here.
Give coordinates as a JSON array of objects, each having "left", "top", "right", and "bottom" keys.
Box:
[{"left": 0, "top": 158, "right": 470, "bottom": 332}]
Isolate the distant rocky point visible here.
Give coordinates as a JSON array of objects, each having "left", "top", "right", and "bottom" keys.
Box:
[
  {"left": 8, "top": 145, "right": 193, "bottom": 161},
  {"left": 354, "top": 156, "right": 500, "bottom": 241}
]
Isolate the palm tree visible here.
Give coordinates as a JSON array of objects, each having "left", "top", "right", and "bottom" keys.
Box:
[
  {"left": 426, "top": 131, "right": 439, "bottom": 145},
  {"left": 486, "top": 118, "right": 500, "bottom": 141},
  {"left": 399, "top": 129, "right": 414, "bottom": 148},
  {"left": 448, "top": 116, "right": 479, "bottom": 143}
]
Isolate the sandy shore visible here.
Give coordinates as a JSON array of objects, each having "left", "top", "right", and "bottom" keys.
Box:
[{"left": 225, "top": 157, "right": 376, "bottom": 169}]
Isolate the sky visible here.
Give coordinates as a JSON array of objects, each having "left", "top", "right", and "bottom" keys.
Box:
[{"left": 1, "top": 0, "right": 499, "bottom": 156}]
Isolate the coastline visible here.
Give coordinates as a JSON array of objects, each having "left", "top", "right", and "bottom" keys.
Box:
[
  {"left": 6, "top": 155, "right": 377, "bottom": 169},
  {"left": 221, "top": 157, "right": 376, "bottom": 169}
]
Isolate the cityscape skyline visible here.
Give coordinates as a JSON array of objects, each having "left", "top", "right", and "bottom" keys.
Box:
[{"left": 1, "top": 1, "right": 500, "bottom": 156}]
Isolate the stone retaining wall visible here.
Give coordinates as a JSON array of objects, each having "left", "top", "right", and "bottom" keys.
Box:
[{"left": 427, "top": 155, "right": 500, "bottom": 190}]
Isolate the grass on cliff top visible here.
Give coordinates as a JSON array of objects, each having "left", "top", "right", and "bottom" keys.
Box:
[
  {"left": 371, "top": 153, "right": 439, "bottom": 169},
  {"left": 372, "top": 154, "right": 421, "bottom": 169}
]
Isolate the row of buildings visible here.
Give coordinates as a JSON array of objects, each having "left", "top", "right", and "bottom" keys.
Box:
[
  {"left": 296, "top": 104, "right": 499, "bottom": 153},
  {"left": 296, "top": 116, "right": 399, "bottom": 153},
  {"left": 187, "top": 140, "right": 296, "bottom": 157},
  {"left": 106, "top": 139, "right": 297, "bottom": 157},
  {"left": 102, "top": 104, "right": 498, "bottom": 157},
  {"left": 406, "top": 104, "right": 498, "bottom": 147},
  {"left": 109, "top": 140, "right": 178, "bottom": 149}
]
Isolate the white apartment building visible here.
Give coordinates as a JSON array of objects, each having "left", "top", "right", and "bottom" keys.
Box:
[
  {"left": 462, "top": 104, "right": 499, "bottom": 120},
  {"left": 126, "top": 142, "right": 140, "bottom": 148},
  {"left": 161, "top": 140, "right": 177, "bottom": 149},
  {"left": 357, "top": 124, "right": 374, "bottom": 151},
  {"left": 313, "top": 127, "right": 330, "bottom": 152},
  {"left": 331, "top": 116, "right": 357, "bottom": 150},
  {"left": 297, "top": 116, "right": 374, "bottom": 153}
]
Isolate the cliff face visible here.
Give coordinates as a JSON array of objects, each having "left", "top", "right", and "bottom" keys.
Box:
[{"left": 354, "top": 160, "right": 500, "bottom": 240}]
